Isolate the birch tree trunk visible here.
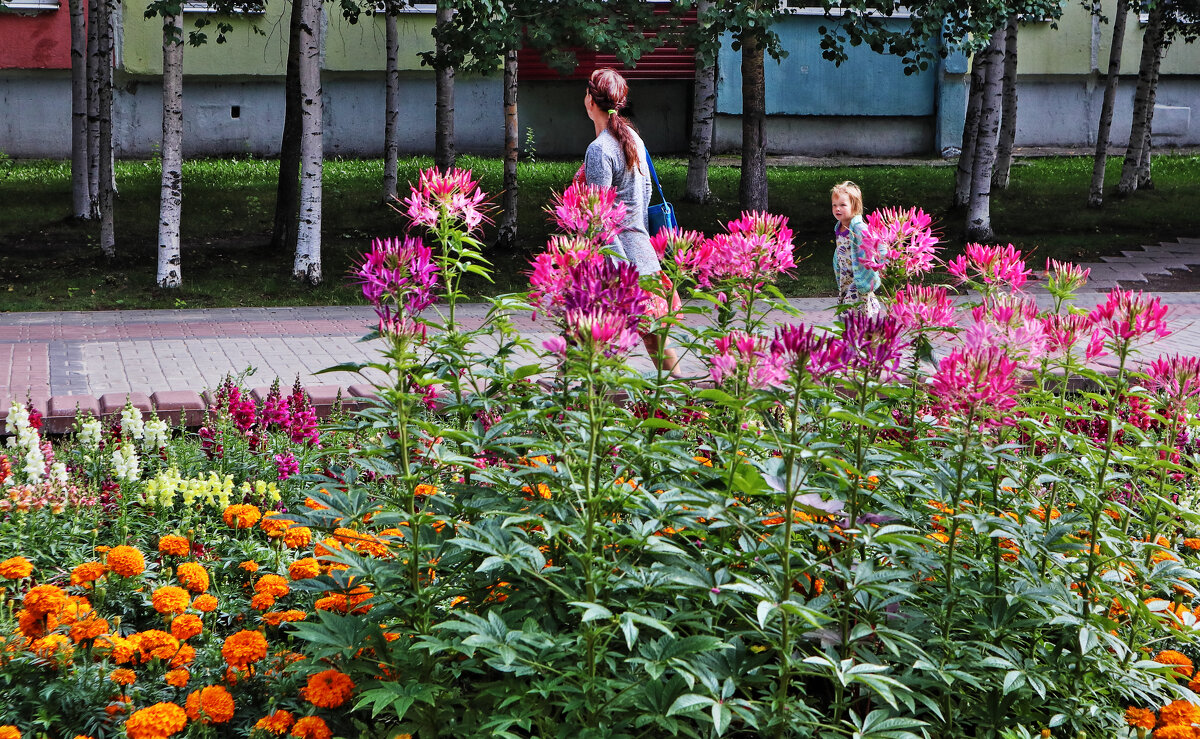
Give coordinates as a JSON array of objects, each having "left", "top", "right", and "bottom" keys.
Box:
[
  {"left": 954, "top": 53, "right": 987, "bottom": 209},
  {"left": 965, "top": 32, "right": 1005, "bottom": 242},
  {"left": 86, "top": 0, "right": 101, "bottom": 217},
  {"left": 97, "top": 0, "right": 115, "bottom": 258},
  {"left": 69, "top": 0, "right": 91, "bottom": 219},
  {"left": 684, "top": 0, "right": 716, "bottom": 204},
  {"left": 157, "top": 10, "right": 184, "bottom": 288},
  {"left": 271, "top": 0, "right": 304, "bottom": 252},
  {"left": 992, "top": 15, "right": 1019, "bottom": 191},
  {"left": 738, "top": 28, "right": 767, "bottom": 212},
  {"left": 293, "top": 0, "right": 323, "bottom": 285},
  {"left": 1117, "top": 2, "right": 1164, "bottom": 196},
  {"left": 496, "top": 48, "right": 519, "bottom": 250},
  {"left": 1088, "top": 0, "right": 1131, "bottom": 208},
  {"left": 382, "top": 10, "right": 401, "bottom": 202},
  {"left": 434, "top": 4, "right": 456, "bottom": 172},
  {"left": 1136, "top": 48, "right": 1160, "bottom": 191}
]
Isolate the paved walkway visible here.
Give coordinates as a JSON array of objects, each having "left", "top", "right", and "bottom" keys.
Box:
[{"left": 2, "top": 236, "right": 1199, "bottom": 431}]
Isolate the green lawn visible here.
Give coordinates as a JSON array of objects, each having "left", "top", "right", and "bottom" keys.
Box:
[{"left": 0, "top": 153, "right": 1196, "bottom": 311}]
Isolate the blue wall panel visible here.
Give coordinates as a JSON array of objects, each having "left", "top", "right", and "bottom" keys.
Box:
[{"left": 717, "top": 14, "right": 937, "bottom": 117}]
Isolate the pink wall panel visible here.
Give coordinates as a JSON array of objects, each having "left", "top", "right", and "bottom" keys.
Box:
[{"left": 0, "top": 6, "right": 72, "bottom": 70}]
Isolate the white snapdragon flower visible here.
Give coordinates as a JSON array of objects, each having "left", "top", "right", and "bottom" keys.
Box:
[
  {"left": 112, "top": 444, "right": 141, "bottom": 482},
  {"left": 121, "top": 406, "right": 145, "bottom": 441},
  {"left": 78, "top": 417, "right": 102, "bottom": 451},
  {"left": 143, "top": 416, "right": 169, "bottom": 451},
  {"left": 51, "top": 462, "right": 68, "bottom": 487},
  {"left": 5, "top": 401, "right": 29, "bottom": 436},
  {"left": 23, "top": 444, "right": 44, "bottom": 482}
]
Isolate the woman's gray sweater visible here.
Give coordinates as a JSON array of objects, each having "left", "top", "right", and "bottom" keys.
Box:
[{"left": 584, "top": 129, "right": 662, "bottom": 276}]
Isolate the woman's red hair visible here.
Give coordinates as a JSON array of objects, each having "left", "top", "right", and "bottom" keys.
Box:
[{"left": 587, "top": 68, "right": 641, "bottom": 173}]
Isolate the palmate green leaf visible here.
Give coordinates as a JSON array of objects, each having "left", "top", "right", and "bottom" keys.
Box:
[
  {"left": 351, "top": 681, "right": 438, "bottom": 721},
  {"left": 848, "top": 708, "right": 927, "bottom": 739},
  {"left": 569, "top": 601, "right": 613, "bottom": 623},
  {"left": 666, "top": 693, "right": 714, "bottom": 717}
]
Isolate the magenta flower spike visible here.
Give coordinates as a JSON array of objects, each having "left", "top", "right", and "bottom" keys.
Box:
[
  {"left": 708, "top": 330, "right": 788, "bottom": 390},
  {"left": 1041, "top": 313, "right": 1097, "bottom": 356},
  {"left": 1146, "top": 354, "right": 1200, "bottom": 404},
  {"left": 772, "top": 323, "right": 850, "bottom": 382},
  {"left": 945, "top": 243, "right": 1031, "bottom": 291},
  {"left": 1045, "top": 258, "right": 1091, "bottom": 297},
  {"left": 556, "top": 258, "right": 647, "bottom": 359},
  {"left": 402, "top": 167, "right": 490, "bottom": 234},
  {"left": 930, "top": 345, "right": 1022, "bottom": 421},
  {"left": 859, "top": 206, "right": 940, "bottom": 277},
  {"left": 1087, "top": 288, "right": 1172, "bottom": 349},
  {"left": 890, "top": 285, "right": 958, "bottom": 333},
  {"left": 528, "top": 235, "right": 606, "bottom": 319},
  {"left": 549, "top": 181, "right": 627, "bottom": 245},
  {"left": 838, "top": 313, "right": 908, "bottom": 384}
]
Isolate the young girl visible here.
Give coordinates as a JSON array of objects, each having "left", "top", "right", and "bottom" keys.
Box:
[{"left": 831, "top": 181, "right": 882, "bottom": 318}]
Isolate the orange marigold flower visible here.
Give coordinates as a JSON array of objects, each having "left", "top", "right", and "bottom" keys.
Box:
[
  {"left": 283, "top": 527, "right": 312, "bottom": 549},
  {"left": 302, "top": 668, "right": 355, "bottom": 708},
  {"left": 192, "top": 594, "right": 218, "bottom": 613},
  {"left": 93, "top": 633, "right": 137, "bottom": 664},
  {"left": 170, "top": 614, "right": 203, "bottom": 642},
  {"left": 17, "top": 608, "right": 56, "bottom": 638},
  {"left": 239, "top": 560, "right": 260, "bottom": 573},
  {"left": 250, "top": 593, "right": 277, "bottom": 611},
  {"left": 1159, "top": 699, "right": 1200, "bottom": 728},
  {"left": 0, "top": 727, "right": 19, "bottom": 739},
  {"left": 289, "top": 558, "right": 320, "bottom": 580},
  {"left": 260, "top": 512, "right": 295, "bottom": 538},
  {"left": 106, "top": 545, "right": 145, "bottom": 578},
  {"left": 290, "top": 715, "right": 332, "bottom": 739},
  {"left": 68, "top": 614, "right": 109, "bottom": 644},
  {"left": 31, "top": 633, "right": 72, "bottom": 660},
  {"left": 223, "top": 503, "right": 262, "bottom": 529},
  {"left": 70, "top": 561, "right": 107, "bottom": 587},
  {"left": 152, "top": 586, "right": 191, "bottom": 615},
  {"left": 124, "top": 701, "right": 187, "bottom": 739},
  {"left": 165, "top": 668, "right": 190, "bottom": 687},
  {"left": 109, "top": 667, "right": 137, "bottom": 686},
  {"left": 175, "top": 562, "right": 210, "bottom": 594},
  {"left": 0, "top": 557, "right": 33, "bottom": 579},
  {"left": 185, "top": 684, "right": 235, "bottom": 724},
  {"left": 131, "top": 629, "right": 181, "bottom": 664},
  {"left": 255, "top": 574, "right": 290, "bottom": 598},
  {"left": 262, "top": 610, "right": 307, "bottom": 627},
  {"left": 1183, "top": 538, "right": 1200, "bottom": 550},
  {"left": 104, "top": 694, "right": 131, "bottom": 716},
  {"left": 23, "top": 584, "right": 67, "bottom": 618},
  {"left": 157, "top": 535, "right": 191, "bottom": 557},
  {"left": 222, "top": 629, "right": 268, "bottom": 671},
  {"left": 171, "top": 643, "right": 196, "bottom": 668},
  {"left": 1154, "top": 649, "right": 1195, "bottom": 678},
  {"left": 1154, "top": 726, "right": 1196, "bottom": 739},
  {"left": 255, "top": 710, "right": 295, "bottom": 734}
]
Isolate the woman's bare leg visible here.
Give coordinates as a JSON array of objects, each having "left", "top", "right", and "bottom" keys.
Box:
[{"left": 642, "top": 332, "right": 682, "bottom": 378}]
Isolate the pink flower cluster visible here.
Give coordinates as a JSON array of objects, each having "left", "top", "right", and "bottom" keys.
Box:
[
  {"left": 946, "top": 243, "right": 1031, "bottom": 291},
  {"left": 890, "top": 285, "right": 957, "bottom": 333},
  {"left": 402, "top": 167, "right": 489, "bottom": 234},
  {"left": 859, "top": 206, "right": 940, "bottom": 278},
  {"left": 1087, "top": 288, "right": 1171, "bottom": 351},
  {"left": 709, "top": 331, "right": 788, "bottom": 390},
  {"left": 544, "top": 257, "right": 648, "bottom": 360},
  {"left": 1147, "top": 354, "right": 1200, "bottom": 404},
  {"left": 355, "top": 236, "right": 439, "bottom": 340},
  {"left": 550, "top": 181, "right": 627, "bottom": 244},
  {"left": 930, "top": 345, "right": 1022, "bottom": 420},
  {"left": 528, "top": 235, "right": 605, "bottom": 320},
  {"left": 1045, "top": 259, "right": 1091, "bottom": 297}
]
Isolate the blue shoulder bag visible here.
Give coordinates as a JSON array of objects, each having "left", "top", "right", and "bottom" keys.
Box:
[{"left": 645, "top": 150, "right": 678, "bottom": 237}]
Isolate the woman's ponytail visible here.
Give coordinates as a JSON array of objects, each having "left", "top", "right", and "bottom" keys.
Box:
[{"left": 588, "top": 68, "right": 641, "bottom": 173}]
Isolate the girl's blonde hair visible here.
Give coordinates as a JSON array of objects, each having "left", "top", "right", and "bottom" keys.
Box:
[{"left": 831, "top": 181, "right": 864, "bottom": 217}]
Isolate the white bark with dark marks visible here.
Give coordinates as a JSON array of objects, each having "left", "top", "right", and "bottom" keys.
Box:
[
  {"left": 684, "top": 0, "right": 716, "bottom": 204},
  {"left": 69, "top": 0, "right": 90, "bottom": 219},
  {"left": 97, "top": 0, "right": 115, "bottom": 258},
  {"left": 1118, "top": 2, "right": 1164, "bottom": 196},
  {"left": 992, "top": 15, "right": 1019, "bottom": 191},
  {"left": 293, "top": 0, "right": 323, "bottom": 285},
  {"left": 382, "top": 10, "right": 401, "bottom": 202},
  {"left": 86, "top": 0, "right": 101, "bottom": 217},
  {"left": 497, "top": 48, "right": 519, "bottom": 250},
  {"left": 157, "top": 10, "right": 184, "bottom": 288},
  {"left": 434, "top": 5, "right": 455, "bottom": 172},
  {"left": 965, "top": 32, "right": 1005, "bottom": 242},
  {"left": 954, "top": 52, "right": 987, "bottom": 209}
]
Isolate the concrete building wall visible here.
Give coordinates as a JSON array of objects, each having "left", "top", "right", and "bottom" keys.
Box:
[{"left": 1014, "top": 76, "right": 1199, "bottom": 147}]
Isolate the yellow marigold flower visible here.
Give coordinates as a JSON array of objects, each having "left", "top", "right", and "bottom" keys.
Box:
[
  {"left": 176, "top": 563, "right": 210, "bottom": 594},
  {"left": 255, "top": 710, "right": 295, "bottom": 735},
  {"left": 222, "top": 629, "right": 268, "bottom": 671},
  {"left": 262, "top": 610, "right": 307, "bottom": 627},
  {"left": 106, "top": 545, "right": 145, "bottom": 578},
  {"left": 70, "top": 561, "right": 107, "bottom": 587},
  {"left": 0, "top": 727, "right": 19, "bottom": 739},
  {"left": 223, "top": 503, "right": 262, "bottom": 529},
  {"left": 289, "top": 558, "right": 320, "bottom": 580},
  {"left": 157, "top": 535, "right": 191, "bottom": 557},
  {"left": 170, "top": 614, "right": 203, "bottom": 642},
  {"left": 124, "top": 702, "right": 187, "bottom": 739},
  {"left": 0, "top": 557, "right": 33, "bottom": 579},
  {"left": 185, "top": 684, "right": 235, "bottom": 724},
  {"left": 23, "top": 584, "right": 66, "bottom": 618},
  {"left": 302, "top": 668, "right": 356, "bottom": 708},
  {"left": 260, "top": 512, "right": 294, "bottom": 538},
  {"left": 283, "top": 526, "right": 313, "bottom": 549},
  {"left": 165, "top": 668, "right": 190, "bottom": 687},
  {"left": 1154, "top": 649, "right": 1195, "bottom": 678},
  {"left": 152, "top": 586, "right": 191, "bottom": 615},
  {"left": 109, "top": 667, "right": 136, "bottom": 686},
  {"left": 1159, "top": 699, "right": 1200, "bottom": 727},
  {"left": 255, "top": 574, "right": 290, "bottom": 598},
  {"left": 1125, "top": 706, "right": 1156, "bottom": 730},
  {"left": 192, "top": 594, "right": 218, "bottom": 613},
  {"left": 290, "top": 715, "right": 332, "bottom": 739}
]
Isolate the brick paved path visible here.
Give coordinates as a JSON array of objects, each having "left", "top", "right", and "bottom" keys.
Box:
[{"left": 1, "top": 236, "right": 1198, "bottom": 431}]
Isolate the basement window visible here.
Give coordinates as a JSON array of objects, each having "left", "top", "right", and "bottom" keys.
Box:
[{"left": 0, "top": 0, "right": 60, "bottom": 11}]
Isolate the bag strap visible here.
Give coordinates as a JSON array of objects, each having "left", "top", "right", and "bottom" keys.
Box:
[{"left": 644, "top": 148, "right": 669, "bottom": 206}]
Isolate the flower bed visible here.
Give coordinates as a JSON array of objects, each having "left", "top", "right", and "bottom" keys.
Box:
[{"left": 0, "top": 170, "right": 1197, "bottom": 738}]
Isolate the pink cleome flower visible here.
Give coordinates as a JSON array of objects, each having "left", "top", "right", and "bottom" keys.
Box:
[
  {"left": 1087, "top": 288, "right": 1171, "bottom": 350},
  {"left": 930, "top": 345, "right": 1022, "bottom": 421},
  {"left": 708, "top": 331, "right": 788, "bottom": 390},
  {"left": 859, "top": 206, "right": 940, "bottom": 277},
  {"left": 548, "top": 181, "right": 627, "bottom": 245},
  {"left": 402, "top": 167, "right": 489, "bottom": 234},
  {"left": 890, "top": 284, "right": 957, "bottom": 333},
  {"left": 945, "top": 243, "right": 1031, "bottom": 291}
]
